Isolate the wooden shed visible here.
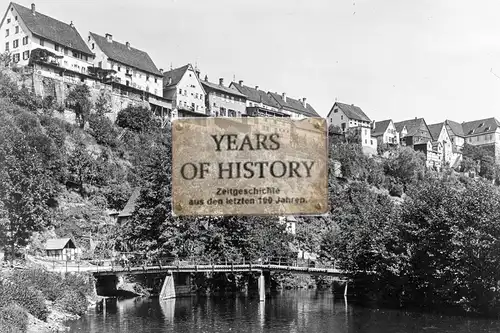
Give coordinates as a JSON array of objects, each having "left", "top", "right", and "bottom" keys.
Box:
[{"left": 45, "top": 238, "right": 80, "bottom": 261}]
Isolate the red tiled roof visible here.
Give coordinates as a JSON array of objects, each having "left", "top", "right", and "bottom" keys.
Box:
[
  {"left": 12, "top": 2, "right": 92, "bottom": 55},
  {"left": 462, "top": 117, "right": 500, "bottom": 136},
  {"left": 163, "top": 64, "right": 190, "bottom": 89},
  {"left": 90, "top": 32, "right": 161, "bottom": 76},
  {"left": 268, "top": 92, "right": 320, "bottom": 117},
  {"left": 201, "top": 80, "right": 247, "bottom": 98},
  {"left": 372, "top": 119, "right": 392, "bottom": 137},
  {"left": 334, "top": 102, "right": 371, "bottom": 122},
  {"left": 230, "top": 82, "right": 280, "bottom": 108},
  {"left": 427, "top": 122, "right": 444, "bottom": 141},
  {"left": 118, "top": 188, "right": 141, "bottom": 218}
]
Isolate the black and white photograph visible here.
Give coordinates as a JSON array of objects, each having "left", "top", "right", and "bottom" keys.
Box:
[{"left": 1, "top": 1, "right": 500, "bottom": 332}]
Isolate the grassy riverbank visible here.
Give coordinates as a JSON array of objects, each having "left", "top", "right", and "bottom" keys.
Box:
[{"left": 0, "top": 267, "right": 97, "bottom": 333}]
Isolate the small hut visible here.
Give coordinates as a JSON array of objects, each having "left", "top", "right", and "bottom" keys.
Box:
[{"left": 45, "top": 238, "right": 80, "bottom": 261}]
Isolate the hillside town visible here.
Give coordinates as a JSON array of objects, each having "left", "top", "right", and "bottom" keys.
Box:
[{"left": 0, "top": 2, "right": 498, "bottom": 172}]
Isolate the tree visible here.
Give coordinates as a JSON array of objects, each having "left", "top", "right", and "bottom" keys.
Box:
[
  {"left": 94, "top": 90, "right": 110, "bottom": 116},
  {"left": 383, "top": 147, "right": 425, "bottom": 185},
  {"left": 66, "top": 143, "right": 98, "bottom": 197},
  {"left": 66, "top": 84, "right": 92, "bottom": 128},
  {"left": 479, "top": 155, "right": 495, "bottom": 180},
  {"left": 0, "top": 122, "right": 56, "bottom": 261},
  {"left": 116, "top": 105, "right": 155, "bottom": 133}
]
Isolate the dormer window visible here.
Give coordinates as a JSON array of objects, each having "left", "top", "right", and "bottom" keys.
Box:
[
  {"left": 478, "top": 122, "right": 484, "bottom": 127},
  {"left": 484, "top": 126, "right": 490, "bottom": 132},
  {"left": 468, "top": 129, "right": 474, "bottom": 135}
]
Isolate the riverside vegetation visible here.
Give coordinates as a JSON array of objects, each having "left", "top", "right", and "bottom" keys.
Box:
[{"left": 1, "top": 67, "right": 500, "bottom": 331}]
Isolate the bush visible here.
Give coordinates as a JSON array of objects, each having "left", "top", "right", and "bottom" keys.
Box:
[
  {"left": 0, "top": 281, "right": 48, "bottom": 321},
  {"left": 56, "top": 290, "right": 88, "bottom": 315},
  {"left": 116, "top": 105, "right": 154, "bottom": 133},
  {"left": 0, "top": 304, "right": 28, "bottom": 333},
  {"left": 88, "top": 113, "right": 118, "bottom": 147},
  {"left": 10, "top": 269, "right": 64, "bottom": 302}
]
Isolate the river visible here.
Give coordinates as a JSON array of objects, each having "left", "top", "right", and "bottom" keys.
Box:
[{"left": 67, "top": 290, "right": 500, "bottom": 332}]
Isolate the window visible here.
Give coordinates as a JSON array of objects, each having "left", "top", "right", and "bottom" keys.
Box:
[
  {"left": 22, "top": 50, "right": 29, "bottom": 60},
  {"left": 40, "top": 38, "right": 44, "bottom": 46},
  {"left": 88, "top": 36, "right": 91, "bottom": 42},
  {"left": 7, "top": 19, "right": 10, "bottom": 24},
  {"left": 15, "top": 16, "right": 17, "bottom": 21},
  {"left": 341, "top": 115, "right": 343, "bottom": 120},
  {"left": 55, "top": 44, "right": 59, "bottom": 51},
  {"left": 5, "top": 29, "right": 9, "bottom": 37},
  {"left": 154, "top": 77, "right": 157, "bottom": 83},
  {"left": 92, "top": 43, "right": 95, "bottom": 50},
  {"left": 179, "top": 89, "right": 182, "bottom": 95},
  {"left": 117, "top": 66, "right": 121, "bottom": 72},
  {"left": 200, "top": 94, "right": 203, "bottom": 100},
  {"left": 13, "top": 39, "right": 18, "bottom": 48},
  {"left": 15, "top": 26, "right": 19, "bottom": 34},
  {"left": 146, "top": 75, "right": 150, "bottom": 81},
  {"left": 13, "top": 53, "right": 19, "bottom": 62},
  {"left": 5, "top": 42, "right": 8, "bottom": 52},
  {"left": 72, "top": 51, "right": 79, "bottom": 58},
  {"left": 22, "top": 36, "right": 28, "bottom": 45}
]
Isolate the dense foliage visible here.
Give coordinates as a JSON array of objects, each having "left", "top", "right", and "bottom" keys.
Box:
[{"left": 3, "top": 65, "right": 500, "bottom": 318}]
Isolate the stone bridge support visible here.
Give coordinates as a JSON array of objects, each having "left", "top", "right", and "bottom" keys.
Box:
[
  {"left": 160, "top": 272, "right": 176, "bottom": 300},
  {"left": 258, "top": 271, "right": 265, "bottom": 302}
]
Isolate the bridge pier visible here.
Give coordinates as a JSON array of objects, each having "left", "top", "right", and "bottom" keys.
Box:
[
  {"left": 160, "top": 271, "right": 176, "bottom": 300},
  {"left": 258, "top": 272, "right": 265, "bottom": 302}
]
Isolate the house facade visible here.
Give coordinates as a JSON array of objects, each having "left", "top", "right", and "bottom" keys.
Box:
[
  {"left": 428, "top": 122, "right": 453, "bottom": 166},
  {"left": 268, "top": 92, "right": 320, "bottom": 119},
  {"left": 372, "top": 119, "right": 399, "bottom": 147},
  {"left": 394, "top": 118, "right": 432, "bottom": 148},
  {"left": 414, "top": 141, "right": 443, "bottom": 169},
  {"left": 326, "top": 102, "right": 378, "bottom": 151},
  {"left": 45, "top": 238, "right": 80, "bottom": 261},
  {"left": 0, "top": 3, "right": 94, "bottom": 75},
  {"left": 201, "top": 77, "right": 246, "bottom": 117},
  {"left": 229, "top": 81, "right": 286, "bottom": 117},
  {"left": 86, "top": 32, "right": 163, "bottom": 97},
  {"left": 462, "top": 118, "right": 500, "bottom": 164},
  {"left": 163, "top": 64, "right": 206, "bottom": 118}
]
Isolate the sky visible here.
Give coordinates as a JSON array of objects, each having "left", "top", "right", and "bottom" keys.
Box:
[{"left": 11, "top": 0, "right": 500, "bottom": 123}]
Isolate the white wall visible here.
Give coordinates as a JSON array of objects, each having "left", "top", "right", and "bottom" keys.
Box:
[
  {"left": 1, "top": 5, "right": 92, "bottom": 73},
  {"left": 86, "top": 34, "right": 163, "bottom": 97},
  {"left": 175, "top": 68, "right": 206, "bottom": 114}
]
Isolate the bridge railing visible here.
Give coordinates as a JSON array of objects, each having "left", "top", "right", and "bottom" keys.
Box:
[{"left": 39, "top": 255, "right": 335, "bottom": 273}]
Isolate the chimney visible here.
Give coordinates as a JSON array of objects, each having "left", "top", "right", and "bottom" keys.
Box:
[
  {"left": 69, "top": 21, "right": 74, "bottom": 28},
  {"left": 239, "top": 80, "right": 243, "bottom": 85},
  {"left": 302, "top": 97, "right": 307, "bottom": 108},
  {"left": 204, "top": 75, "right": 208, "bottom": 82},
  {"left": 105, "top": 33, "right": 113, "bottom": 43},
  {"left": 219, "top": 78, "right": 224, "bottom": 86},
  {"left": 159, "top": 68, "right": 163, "bottom": 74},
  {"left": 31, "top": 3, "right": 35, "bottom": 15},
  {"left": 125, "top": 41, "right": 130, "bottom": 49},
  {"left": 195, "top": 69, "right": 200, "bottom": 77},
  {"left": 282, "top": 92, "right": 287, "bottom": 102},
  {"left": 168, "top": 77, "right": 172, "bottom": 85},
  {"left": 255, "top": 85, "right": 259, "bottom": 90}
]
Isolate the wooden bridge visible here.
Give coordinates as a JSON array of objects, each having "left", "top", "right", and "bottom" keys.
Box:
[{"left": 39, "top": 256, "right": 350, "bottom": 301}]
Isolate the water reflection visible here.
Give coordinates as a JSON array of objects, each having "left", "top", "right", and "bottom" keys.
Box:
[
  {"left": 159, "top": 298, "right": 175, "bottom": 322},
  {"left": 67, "top": 290, "right": 500, "bottom": 333}
]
